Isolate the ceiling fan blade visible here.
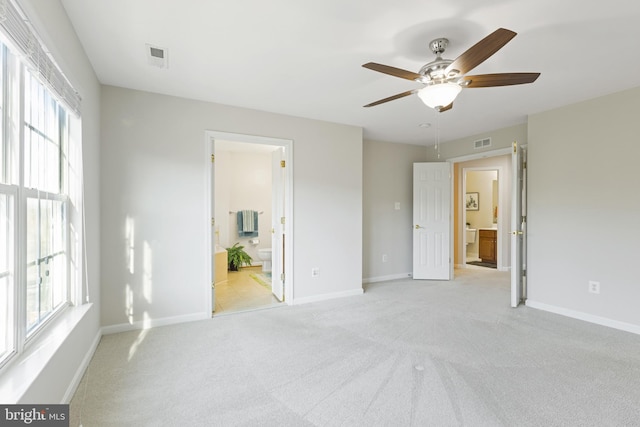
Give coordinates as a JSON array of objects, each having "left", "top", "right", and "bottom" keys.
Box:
[
  {"left": 445, "top": 28, "right": 517, "bottom": 76},
  {"left": 363, "top": 62, "right": 423, "bottom": 81},
  {"left": 437, "top": 103, "right": 453, "bottom": 112},
  {"left": 461, "top": 72, "right": 540, "bottom": 88},
  {"left": 363, "top": 89, "right": 417, "bottom": 107}
]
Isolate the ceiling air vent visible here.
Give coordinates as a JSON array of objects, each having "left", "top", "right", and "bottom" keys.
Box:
[
  {"left": 473, "top": 137, "right": 491, "bottom": 149},
  {"left": 146, "top": 44, "right": 168, "bottom": 68}
]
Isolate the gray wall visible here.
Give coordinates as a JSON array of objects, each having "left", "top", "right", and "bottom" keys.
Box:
[
  {"left": 527, "top": 86, "right": 640, "bottom": 330},
  {"left": 427, "top": 123, "right": 527, "bottom": 161},
  {"left": 362, "top": 140, "right": 428, "bottom": 281},
  {"left": 100, "top": 86, "right": 363, "bottom": 328}
]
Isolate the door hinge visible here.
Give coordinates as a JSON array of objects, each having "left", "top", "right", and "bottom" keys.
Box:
[
  {"left": 522, "top": 215, "right": 527, "bottom": 223},
  {"left": 280, "top": 160, "right": 285, "bottom": 168},
  {"left": 211, "top": 217, "right": 215, "bottom": 226},
  {"left": 523, "top": 269, "right": 527, "bottom": 277},
  {"left": 523, "top": 161, "right": 527, "bottom": 169},
  {"left": 281, "top": 273, "right": 285, "bottom": 282},
  {"left": 281, "top": 216, "right": 285, "bottom": 225},
  {"left": 211, "top": 154, "right": 215, "bottom": 163},
  {"left": 513, "top": 141, "right": 517, "bottom": 153}
]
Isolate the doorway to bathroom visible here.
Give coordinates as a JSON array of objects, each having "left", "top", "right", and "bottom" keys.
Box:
[
  {"left": 463, "top": 168, "right": 500, "bottom": 269},
  {"left": 205, "top": 131, "right": 293, "bottom": 316},
  {"left": 449, "top": 144, "right": 527, "bottom": 307}
]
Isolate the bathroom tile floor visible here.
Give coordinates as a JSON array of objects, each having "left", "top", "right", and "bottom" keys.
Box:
[{"left": 214, "top": 266, "right": 282, "bottom": 315}]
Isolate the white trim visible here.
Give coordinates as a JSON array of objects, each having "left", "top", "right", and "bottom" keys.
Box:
[
  {"left": 363, "top": 273, "right": 412, "bottom": 284},
  {"left": 526, "top": 300, "right": 640, "bottom": 336},
  {"left": 0, "top": 303, "right": 92, "bottom": 403},
  {"left": 61, "top": 328, "right": 101, "bottom": 403},
  {"left": 292, "top": 288, "right": 364, "bottom": 305},
  {"left": 204, "top": 134, "right": 213, "bottom": 315},
  {"left": 101, "top": 312, "right": 210, "bottom": 335}
]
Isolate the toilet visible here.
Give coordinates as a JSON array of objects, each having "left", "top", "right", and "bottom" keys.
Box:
[
  {"left": 465, "top": 228, "right": 477, "bottom": 245},
  {"left": 257, "top": 248, "right": 272, "bottom": 274}
]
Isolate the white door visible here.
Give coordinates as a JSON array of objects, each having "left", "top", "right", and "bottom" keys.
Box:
[
  {"left": 511, "top": 142, "right": 526, "bottom": 307},
  {"left": 271, "top": 148, "right": 285, "bottom": 301},
  {"left": 413, "top": 162, "right": 451, "bottom": 280},
  {"left": 210, "top": 140, "right": 216, "bottom": 312}
]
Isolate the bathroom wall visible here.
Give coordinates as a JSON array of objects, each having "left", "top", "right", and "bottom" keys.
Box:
[
  {"left": 214, "top": 148, "right": 273, "bottom": 263},
  {"left": 465, "top": 170, "right": 497, "bottom": 231}
]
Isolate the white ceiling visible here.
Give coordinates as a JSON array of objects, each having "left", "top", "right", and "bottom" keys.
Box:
[{"left": 60, "top": 0, "right": 640, "bottom": 146}]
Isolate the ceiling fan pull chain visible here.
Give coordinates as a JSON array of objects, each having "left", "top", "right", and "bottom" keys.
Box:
[{"left": 435, "top": 111, "right": 441, "bottom": 159}]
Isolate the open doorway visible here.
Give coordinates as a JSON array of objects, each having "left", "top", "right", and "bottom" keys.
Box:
[
  {"left": 449, "top": 145, "right": 527, "bottom": 307},
  {"left": 450, "top": 149, "right": 512, "bottom": 273},
  {"left": 205, "top": 131, "right": 293, "bottom": 316},
  {"left": 463, "top": 169, "right": 499, "bottom": 269}
]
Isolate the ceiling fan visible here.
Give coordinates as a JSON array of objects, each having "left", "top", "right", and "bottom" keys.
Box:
[{"left": 362, "top": 28, "right": 540, "bottom": 112}]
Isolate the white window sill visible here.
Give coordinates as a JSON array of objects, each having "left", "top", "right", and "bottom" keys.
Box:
[{"left": 0, "top": 303, "right": 93, "bottom": 403}]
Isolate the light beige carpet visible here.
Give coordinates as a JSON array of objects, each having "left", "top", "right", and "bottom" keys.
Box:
[{"left": 70, "top": 268, "right": 640, "bottom": 426}]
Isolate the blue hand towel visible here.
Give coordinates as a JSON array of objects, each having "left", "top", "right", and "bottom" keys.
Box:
[{"left": 237, "top": 210, "right": 259, "bottom": 237}]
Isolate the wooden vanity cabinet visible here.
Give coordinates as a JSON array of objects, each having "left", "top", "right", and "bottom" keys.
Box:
[{"left": 479, "top": 229, "right": 497, "bottom": 264}]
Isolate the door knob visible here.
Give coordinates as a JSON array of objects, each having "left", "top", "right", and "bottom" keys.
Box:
[
  {"left": 511, "top": 231, "right": 523, "bottom": 235},
  {"left": 415, "top": 225, "right": 423, "bottom": 229}
]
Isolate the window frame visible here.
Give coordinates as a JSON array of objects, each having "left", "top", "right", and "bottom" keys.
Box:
[{"left": 0, "top": 40, "right": 79, "bottom": 371}]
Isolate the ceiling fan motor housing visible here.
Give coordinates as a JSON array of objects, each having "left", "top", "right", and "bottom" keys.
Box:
[
  {"left": 418, "top": 38, "right": 457, "bottom": 84},
  {"left": 418, "top": 59, "right": 454, "bottom": 83},
  {"left": 429, "top": 38, "right": 448, "bottom": 55}
]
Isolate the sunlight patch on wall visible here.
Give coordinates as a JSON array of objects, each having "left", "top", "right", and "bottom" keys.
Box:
[
  {"left": 126, "top": 216, "right": 135, "bottom": 275},
  {"left": 143, "top": 241, "right": 153, "bottom": 304}
]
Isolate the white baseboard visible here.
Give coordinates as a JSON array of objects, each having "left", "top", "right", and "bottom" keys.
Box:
[
  {"left": 101, "top": 312, "right": 210, "bottom": 335},
  {"left": 526, "top": 300, "right": 640, "bottom": 336},
  {"left": 292, "top": 288, "right": 363, "bottom": 305},
  {"left": 62, "top": 329, "right": 102, "bottom": 403},
  {"left": 363, "top": 273, "right": 412, "bottom": 284}
]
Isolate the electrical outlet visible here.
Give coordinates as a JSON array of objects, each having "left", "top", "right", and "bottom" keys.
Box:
[
  {"left": 382, "top": 254, "right": 388, "bottom": 262},
  {"left": 311, "top": 267, "right": 320, "bottom": 278},
  {"left": 588, "top": 280, "right": 600, "bottom": 294},
  {"left": 394, "top": 202, "right": 401, "bottom": 210}
]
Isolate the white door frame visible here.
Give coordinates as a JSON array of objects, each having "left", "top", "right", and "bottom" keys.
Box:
[
  {"left": 204, "top": 130, "right": 294, "bottom": 315},
  {"left": 461, "top": 166, "right": 504, "bottom": 269},
  {"left": 448, "top": 146, "right": 526, "bottom": 306},
  {"left": 448, "top": 147, "right": 511, "bottom": 270}
]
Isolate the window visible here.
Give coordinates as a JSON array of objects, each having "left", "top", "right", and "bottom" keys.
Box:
[
  {"left": 0, "top": 191, "right": 14, "bottom": 362},
  {"left": 0, "top": 28, "right": 82, "bottom": 369},
  {"left": 23, "top": 72, "right": 69, "bottom": 335}
]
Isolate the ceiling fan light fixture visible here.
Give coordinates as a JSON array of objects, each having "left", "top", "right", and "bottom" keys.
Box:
[{"left": 417, "top": 83, "right": 462, "bottom": 109}]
